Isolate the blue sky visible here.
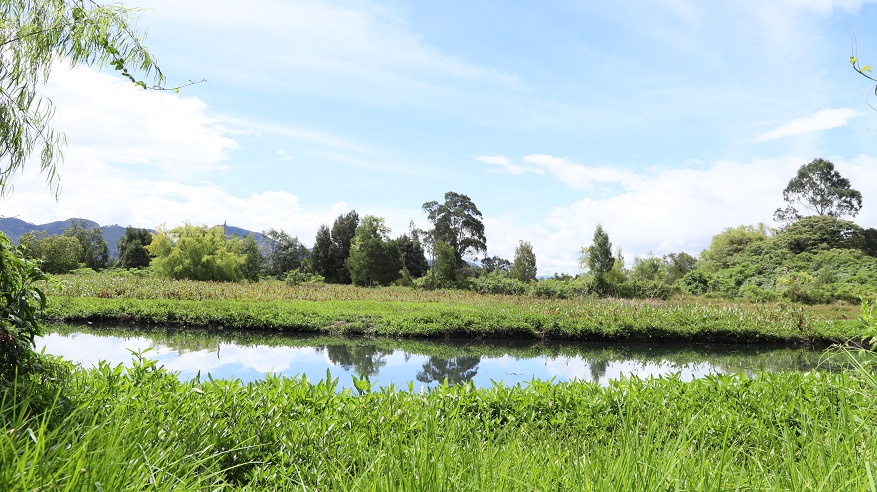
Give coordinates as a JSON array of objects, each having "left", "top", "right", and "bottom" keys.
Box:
[{"left": 5, "top": 0, "right": 877, "bottom": 274}]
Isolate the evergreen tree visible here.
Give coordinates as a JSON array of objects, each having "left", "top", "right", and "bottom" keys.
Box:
[
  {"left": 580, "top": 224, "right": 614, "bottom": 280},
  {"left": 117, "top": 227, "right": 152, "bottom": 269},
  {"left": 509, "top": 240, "right": 537, "bottom": 282}
]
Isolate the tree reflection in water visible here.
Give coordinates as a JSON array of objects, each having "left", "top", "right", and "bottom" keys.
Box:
[
  {"left": 416, "top": 355, "right": 481, "bottom": 386},
  {"left": 324, "top": 344, "right": 394, "bottom": 377}
]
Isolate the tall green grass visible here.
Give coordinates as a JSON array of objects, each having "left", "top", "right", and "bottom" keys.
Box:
[
  {"left": 3, "top": 353, "right": 875, "bottom": 490},
  {"left": 43, "top": 274, "right": 862, "bottom": 343}
]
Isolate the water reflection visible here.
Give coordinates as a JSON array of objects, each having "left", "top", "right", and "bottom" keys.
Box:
[
  {"left": 417, "top": 356, "right": 481, "bottom": 386},
  {"left": 35, "top": 324, "right": 840, "bottom": 391}
]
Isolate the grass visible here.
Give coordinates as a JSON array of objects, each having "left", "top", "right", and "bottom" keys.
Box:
[
  {"left": 2, "top": 354, "right": 876, "bottom": 490},
  {"left": 42, "top": 273, "right": 865, "bottom": 344}
]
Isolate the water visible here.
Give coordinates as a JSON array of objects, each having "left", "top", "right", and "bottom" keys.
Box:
[{"left": 37, "top": 325, "right": 834, "bottom": 391}]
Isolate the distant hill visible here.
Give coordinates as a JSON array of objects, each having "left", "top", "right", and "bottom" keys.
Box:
[{"left": 0, "top": 218, "right": 261, "bottom": 260}]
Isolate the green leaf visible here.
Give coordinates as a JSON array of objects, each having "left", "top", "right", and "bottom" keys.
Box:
[
  {"left": 851, "top": 56, "right": 858, "bottom": 65},
  {"left": 862, "top": 65, "right": 872, "bottom": 73}
]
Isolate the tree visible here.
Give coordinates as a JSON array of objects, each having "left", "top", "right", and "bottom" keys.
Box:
[
  {"left": 509, "top": 241, "right": 537, "bottom": 282},
  {"left": 311, "top": 225, "right": 334, "bottom": 279},
  {"left": 18, "top": 231, "right": 81, "bottom": 273},
  {"left": 663, "top": 252, "right": 698, "bottom": 284},
  {"left": 116, "top": 226, "right": 152, "bottom": 269},
  {"left": 775, "top": 215, "right": 865, "bottom": 254},
  {"left": 147, "top": 224, "right": 245, "bottom": 281},
  {"left": 239, "top": 234, "right": 261, "bottom": 282},
  {"left": 422, "top": 192, "right": 486, "bottom": 266},
  {"left": 63, "top": 219, "right": 108, "bottom": 270},
  {"left": 1, "top": 0, "right": 168, "bottom": 197},
  {"left": 346, "top": 215, "right": 402, "bottom": 286},
  {"left": 700, "top": 224, "right": 771, "bottom": 271},
  {"left": 481, "top": 255, "right": 511, "bottom": 275},
  {"left": 394, "top": 234, "right": 428, "bottom": 279},
  {"left": 773, "top": 158, "right": 863, "bottom": 224},
  {"left": 330, "top": 210, "right": 359, "bottom": 284},
  {"left": 580, "top": 224, "right": 614, "bottom": 280},
  {"left": 261, "top": 228, "right": 309, "bottom": 278}
]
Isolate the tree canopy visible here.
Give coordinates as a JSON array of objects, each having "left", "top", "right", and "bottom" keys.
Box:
[
  {"left": 773, "top": 158, "right": 862, "bottom": 224},
  {"left": 422, "top": 192, "right": 486, "bottom": 266},
  {"left": 509, "top": 241, "right": 537, "bottom": 283},
  {"left": 147, "top": 224, "right": 246, "bottom": 281},
  {"left": 116, "top": 226, "right": 152, "bottom": 269},
  {"left": 580, "top": 224, "right": 614, "bottom": 279},
  {"left": 346, "top": 215, "right": 402, "bottom": 287}
]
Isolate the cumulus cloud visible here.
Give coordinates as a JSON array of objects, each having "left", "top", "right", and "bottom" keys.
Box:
[
  {"left": 46, "top": 63, "right": 239, "bottom": 175},
  {"left": 754, "top": 108, "right": 862, "bottom": 142}
]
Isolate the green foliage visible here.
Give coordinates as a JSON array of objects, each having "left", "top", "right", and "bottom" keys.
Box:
[
  {"left": 663, "top": 251, "right": 697, "bottom": 283},
  {"left": 700, "top": 224, "right": 771, "bottom": 271},
  {"left": 774, "top": 158, "right": 863, "bottom": 223},
  {"left": 509, "top": 240, "right": 537, "bottom": 283},
  {"left": 580, "top": 224, "right": 614, "bottom": 280},
  {"left": 422, "top": 191, "right": 487, "bottom": 265},
  {"left": 62, "top": 219, "right": 109, "bottom": 270},
  {"left": 433, "top": 239, "right": 458, "bottom": 285},
  {"left": 239, "top": 234, "right": 261, "bottom": 282},
  {"left": 346, "top": 215, "right": 402, "bottom": 287},
  {"left": 3, "top": 362, "right": 876, "bottom": 490},
  {"left": 42, "top": 272, "right": 861, "bottom": 343},
  {"left": 394, "top": 233, "right": 428, "bottom": 279},
  {"left": 147, "top": 223, "right": 245, "bottom": 281},
  {"left": 0, "top": 233, "right": 47, "bottom": 384},
  {"left": 311, "top": 224, "right": 334, "bottom": 280},
  {"left": 481, "top": 255, "right": 511, "bottom": 274},
  {"left": 284, "top": 268, "right": 324, "bottom": 286},
  {"left": 629, "top": 254, "right": 666, "bottom": 283},
  {"left": 0, "top": 0, "right": 165, "bottom": 197},
  {"left": 18, "top": 231, "right": 82, "bottom": 274},
  {"left": 329, "top": 210, "right": 359, "bottom": 284},
  {"left": 260, "top": 228, "right": 308, "bottom": 279},
  {"left": 116, "top": 226, "right": 152, "bottom": 269},
  {"left": 776, "top": 215, "right": 865, "bottom": 254}
]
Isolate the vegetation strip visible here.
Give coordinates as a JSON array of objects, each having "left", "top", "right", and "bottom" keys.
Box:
[{"left": 3, "top": 359, "right": 875, "bottom": 491}]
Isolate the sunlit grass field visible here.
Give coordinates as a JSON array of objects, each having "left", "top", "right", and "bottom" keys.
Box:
[{"left": 43, "top": 272, "right": 864, "bottom": 343}]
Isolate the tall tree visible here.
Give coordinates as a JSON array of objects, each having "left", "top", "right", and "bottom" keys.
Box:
[
  {"left": 509, "top": 241, "right": 537, "bottom": 282},
  {"left": 394, "top": 233, "right": 429, "bottom": 279},
  {"left": 330, "top": 210, "right": 359, "bottom": 284},
  {"left": 346, "top": 215, "right": 402, "bottom": 287},
  {"left": 239, "top": 234, "right": 262, "bottom": 282},
  {"left": 1, "top": 0, "right": 167, "bottom": 197},
  {"left": 580, "top": 224, "right": 614, "bottom": 280},
  {"left": 63, "top": 219, "right": 108, "bottom": 270},
  {"left": 311, "top": 225, "right": 334, "bottom": 280},
  {"left": 116, "top": 226, "right": 152, "bottom": 269},
  {"left": 422, "top": 192, "right": 486, "bottom": 266},
  {"left": 774, "top": 158, "right": 863, "bottom": 224}
]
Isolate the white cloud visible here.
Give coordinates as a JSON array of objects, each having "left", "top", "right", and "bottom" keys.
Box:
[
  {"left": 47, "top": 63, "right": 239, "bottom": 175},
  {"left": 754, "top": 108, "right": 862, "bottom": 142},
  {"left": 276, "top": 148, "right": 294, "bottom": 161},
  {"left": 522, "top": 154, "right": 641, "bottom": 192},
  {"left": 474, "top": 155, "right": 544, "bottom": 175}
]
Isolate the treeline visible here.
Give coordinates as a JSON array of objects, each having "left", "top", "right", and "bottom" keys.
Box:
[{"left": 17, "top": 159, "right": 877, "bottom": 304}]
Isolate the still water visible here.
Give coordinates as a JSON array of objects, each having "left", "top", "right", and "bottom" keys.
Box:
[{"left": 37, "top": 325, "right": 834, "bottom": 391}]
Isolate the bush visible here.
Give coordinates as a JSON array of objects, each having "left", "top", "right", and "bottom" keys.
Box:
[
  {"left": 284, "top": 269, "right": 324, "bottom": 286},
  {"left": 0, "top": 233, "right": 48, "bottom": 384}
]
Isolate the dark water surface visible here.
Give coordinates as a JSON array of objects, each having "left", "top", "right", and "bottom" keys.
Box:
[{"left": 37, "top": 325, "right": 836, "bottom": 391}]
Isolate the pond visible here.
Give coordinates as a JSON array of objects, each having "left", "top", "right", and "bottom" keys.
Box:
[{"left": 37, "top": 325, "right": 838, "bottom": 391}]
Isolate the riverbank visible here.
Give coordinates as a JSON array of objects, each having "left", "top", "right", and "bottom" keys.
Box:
[
  {"left": 43, "top": 274, "right": 863, "bottom": 344},
  {"left": 3, "top": 359, "right": 874, "bottom": 490}
]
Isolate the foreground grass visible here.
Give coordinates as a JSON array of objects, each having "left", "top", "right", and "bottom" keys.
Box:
[
  {"left": 43, "top": 274, "right": 863, "bottom": 343},
  {"left": 3, "top": 355, "right": 876, "bottom": 491}
]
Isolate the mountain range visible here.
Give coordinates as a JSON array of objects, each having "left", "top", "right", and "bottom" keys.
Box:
[{"left": 0, "top": 217, "right": 261, "bottom": 259}]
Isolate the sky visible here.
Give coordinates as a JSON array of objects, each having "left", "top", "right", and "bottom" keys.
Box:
[{"left": 5, "top": 0, "right": 877, "bottom": 275}]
